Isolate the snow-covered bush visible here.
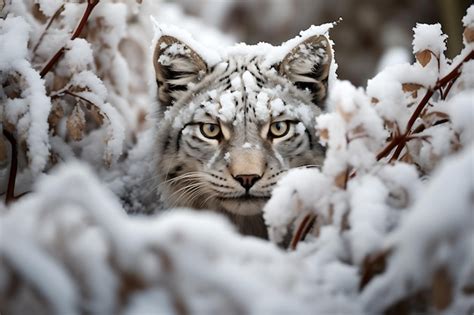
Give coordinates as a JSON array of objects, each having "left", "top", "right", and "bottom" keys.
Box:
[{"left": 1, "top": 1, "right": 473, "bottom": 314}]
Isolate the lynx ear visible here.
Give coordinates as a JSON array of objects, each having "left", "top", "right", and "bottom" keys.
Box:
[
  {"left": 153, "top": 36, "right": 208, "bottom": 108},
  {"left": 278, "top": 35, "right": 332, "bottom": 106}
]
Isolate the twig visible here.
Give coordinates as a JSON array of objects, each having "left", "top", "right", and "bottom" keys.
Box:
[
  {"left": 2, "top": 129, "right": 18, "bottom": 204},
  {"left": 32, "top": 4, "right": 65, "bottom": 54},
  {"left": 377, "top": 50, "right": 474, "bottom": 162},
  {"left": 39, "top": 0, "right": 100, "bottom": 78},
  {"left": 290, "top": 213, "right": 317, "bottom": 250}
]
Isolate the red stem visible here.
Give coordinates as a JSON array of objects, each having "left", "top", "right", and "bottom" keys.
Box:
[
  {"left": 2, "top": 129, "right": 18, "bottom": 204},
  {"left": 39, "top": 0, "right": 100, "bottom": 78},
  {"left": 377, "top": 50, "right": 474, "bottom": 161}
]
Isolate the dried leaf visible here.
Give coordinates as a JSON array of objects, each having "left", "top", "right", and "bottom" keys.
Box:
[
  {"left": 0, "top": 136, "right": 8, "bottom": 165},
  {"left": 400, "top": 151, "right": 413, "bottom": 164},
  {"left": 415, "top": 49, "right": 432, "bottom": 67},
  {"left": 371, "top": 97, "right": 379, "bottom": 105},
  {"left": 336, "top": 105, "right": 354, "bottom": 123},
  {"left": 335, "top": 169, "right": 348, "bottom": 189},
  {"left": 48, "top": 101, "right": 65, "bottom": 133},
  {"left": 359, "top": 248, "right": 392, "bottom": 290},
  {"left": 402, "top": 83, "right": 424, "bottom": 98},
  {"left": 422, "top": 111, "right": 449, "bottom": 126},
  {"left": 319, "top": 128, "right": 329, "bottom": 142},
  {"left": 431, "top": 266, "right": 453, "bottom": 310},
  {"left": 67, "top": 106, "right": 86, "bottom": 141},
  {"left": 52, "top": 75, "right": 69, "bottom": 91},
  {"left": 464, "top": 27, "right": 474, "bottom": 43},
  {"left": 89, "top": 105, "right": 105, "bottom": 126},
  {"left": 340, "top": 210, "right": 351, "bottom": 233}
]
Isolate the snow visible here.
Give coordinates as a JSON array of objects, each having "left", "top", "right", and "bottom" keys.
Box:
[
  {"left": 1, "top": 2, "right": 473, "bottom": 314},
  {"left": 270, "top": 98, "right": 285, "bottom": 117},
  {"left": 151, "top": 19, "right": 221, "bottom": 67},
  {"left": 242, "top": 70, "right": 258, "bottom": 91},
  {"left": 264, "top": 168, "right": 332, "bottom": 243},
  {"left": 0, "top": 16, "right": 30, "bottom": 69},
  {"left": 218, "top": 91, "right": 236, "bottom": 122},
  {"left": 36, "top": 0, "right": 63, "bottom": 17},
  {"left": 362, "top": 145, "right": 474, "bottom": 313},
  {"left": 61, "top": 38, "right": 94, "bottom": 74},
  {"left": 376, "top": 46, "right": 411, "bottom": 72},
  {"left": 255, "top": 91, "right": 270, "bottom": 121},
  {"left": 447, "top": 91, "right": 474, "bottom": 145},
  {"left": 462, "top": 5, "right": 474, "bottom": 27},
  {"left": 412, "top": 23, "right": 447, "bottom": 55}
]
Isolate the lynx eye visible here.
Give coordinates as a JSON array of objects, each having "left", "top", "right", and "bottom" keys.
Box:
[
  {"left": 269, "top": 121, "right": 290, "bottom": 138},
  {"left": 200, "top": 123, "right": 222, "bottom": 139}
]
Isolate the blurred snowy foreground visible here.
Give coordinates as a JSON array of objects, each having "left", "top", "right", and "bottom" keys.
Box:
[{"left": 1, "top": 1, "right": 474, "bottom": 314}]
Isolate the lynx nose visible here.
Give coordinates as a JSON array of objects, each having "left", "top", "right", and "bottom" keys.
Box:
[{"left": 234, "top": 174, "right": 261, "bottom": 191}]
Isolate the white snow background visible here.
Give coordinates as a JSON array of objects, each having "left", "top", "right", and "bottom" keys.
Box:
[{"left": 1, "top": 1, "right": 473, "bottom": 314}]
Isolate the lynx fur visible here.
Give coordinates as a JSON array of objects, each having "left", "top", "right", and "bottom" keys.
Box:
[{"left": 153, "top": 29, "right": 333, "bottom": 238}]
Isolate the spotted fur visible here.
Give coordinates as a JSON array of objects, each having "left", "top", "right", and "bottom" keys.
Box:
[{"left": 153, "top": 33, "right": 332, "bottom": 238}]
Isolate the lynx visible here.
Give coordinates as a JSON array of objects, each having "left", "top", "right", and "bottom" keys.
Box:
[{"left": 153, "top": 30, "right": 332, "bottom": 238}]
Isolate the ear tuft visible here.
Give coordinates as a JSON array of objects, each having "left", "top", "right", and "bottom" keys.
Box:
[
  {"left": 278, "top": 35, "right": 332, "bottom": 107},
  {"left": 153, "top": 36, "right": 208, "bottom": 109}
]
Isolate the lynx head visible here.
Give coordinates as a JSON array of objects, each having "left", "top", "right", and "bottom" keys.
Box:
[{"left": 153, "top": 28, "right": 333, "bottom": 232}]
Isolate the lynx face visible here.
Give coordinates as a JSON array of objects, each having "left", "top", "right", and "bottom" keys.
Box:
[{"left": 153, "top": 32, "right": 332, "bottom": 237}]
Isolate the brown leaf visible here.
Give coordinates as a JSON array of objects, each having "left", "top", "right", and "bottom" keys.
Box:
[
  {"left": 464, "top": 27, "right": 474, "bottom": 43},
  {"left": 402, "top": 83, "right": 424, "bottom": 98},
  {"left": 400, "top": 151, "right": 413, "bottom": 164},
  {"left": 340, "top": 210, "right": 351, "bottom": 233},
  {"left": 67, "top": 106, "right": 86, "bottom": 141},
  {"left": 359, "top": 248, "right": 392, "bottom": 290},
  {"left": 422, "top": 111, "right": 449, "bottom": 126},
  {"left": 371, "top": 97, "right": 379, "bottom": 105},
  {"left": 415, "top": 49, "right": 432, "bottom": 67},
  {"left": 319, "top": 128, "right": 329, "bottom": 142},
  {"left": 336, "top": 105, "right": 353, "bottom": 123},
  {"left": 431, "top": 266, "right": 453, "bottom": 310},
  {"left": 48, "top": 101, "right": 64, "bottom": 133},
  {"left": 0, "top": 136, "right": 7, "bottom": 165},
  {"left": 89, "top": 105, "right": 105, "bottom": 126},
  {"left": 335, "top": 169, "right": 348, "bottom": 189}
]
